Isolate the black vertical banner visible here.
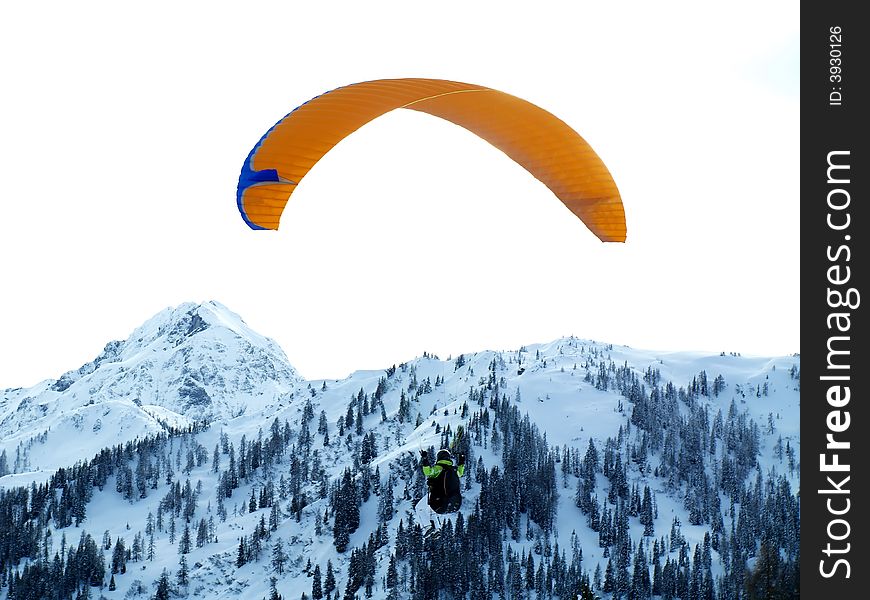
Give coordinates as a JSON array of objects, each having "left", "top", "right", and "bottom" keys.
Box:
[{"left": 802, "top": 1, "right": 868, "bottom": 597}]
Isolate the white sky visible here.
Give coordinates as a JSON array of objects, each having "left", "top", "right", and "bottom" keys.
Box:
[{"left": 0, "top": 1, "right": 799, "bottom": 389}]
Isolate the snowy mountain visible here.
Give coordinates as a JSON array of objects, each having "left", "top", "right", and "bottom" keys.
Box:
[
  {"left": 0, "top": 303, "right": 800, "bottom": 600},
  {"left": 0, "top": 301, "right": 302, "bottom": 481}
]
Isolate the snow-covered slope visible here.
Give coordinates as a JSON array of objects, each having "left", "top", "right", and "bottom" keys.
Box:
[
  {"left": 0, "top": 304, "right": 800, "bottom": 600},
  {"left": 0, "top": 301, "right": 302, "bottom": 477}
]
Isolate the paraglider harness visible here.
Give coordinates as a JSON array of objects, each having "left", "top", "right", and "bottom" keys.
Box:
[{"left": 420, "top": 448, "right": 465, "bottom": 514}]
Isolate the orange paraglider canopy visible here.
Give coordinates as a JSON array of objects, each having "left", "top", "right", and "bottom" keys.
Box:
[{"left": 237, "top": 78, "right": 626, "bottom": 242}]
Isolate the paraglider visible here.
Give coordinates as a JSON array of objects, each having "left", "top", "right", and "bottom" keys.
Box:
[
  {"left": 237, "top": 78, "right": 626, "bottom": 242},
  {"left": 414, "top": 425, "right": 466, "bottom": 540},
  {"left": 420, "top": 447, "right": 465, "bottom": 514},
  {"left": 418, "top": 425, "right": 465, "bottom": 540}
]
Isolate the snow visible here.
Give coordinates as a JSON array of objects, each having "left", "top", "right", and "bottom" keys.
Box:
[
  {"left": 0, "top": 301, "right": 302, "bottom": 478},
  {"left": 0, "top": 302, "right": 799, "bottom": 599}
]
